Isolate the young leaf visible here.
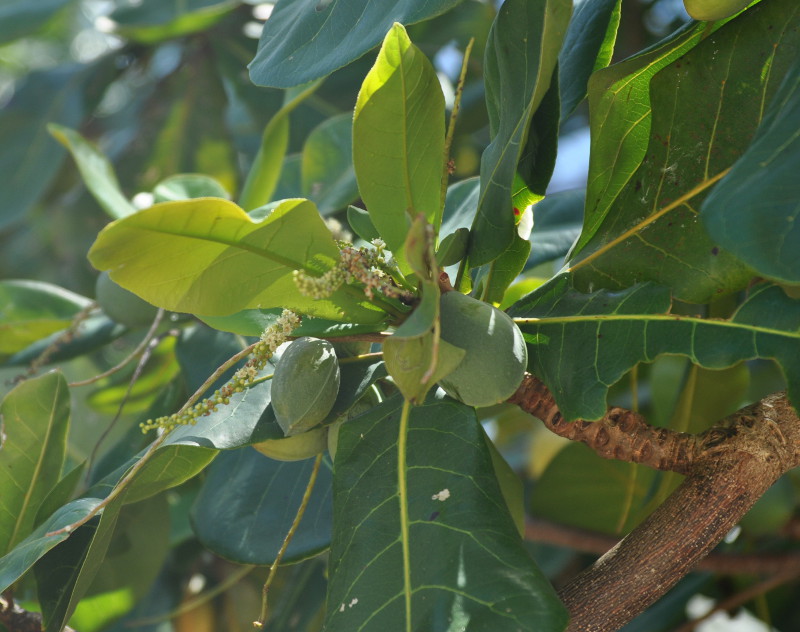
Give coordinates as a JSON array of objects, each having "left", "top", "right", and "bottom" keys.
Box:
[
  {"left": 570, "top": 0, "right": 799, "bottom": 302},
  {"left": 512, "top": 276, "right": 800, "bottom": 420},
  {"left": 248, "top": 0, "right": 463, "bottom": 88},
  {"left": 0, "top": 371, "right": 70, "bottom": 556},
  {"left": 353, "top": 23, "right": 445, "bottom": 270},
  {"left": 88, "top": 197, "right": 386, "bottom": 323},
  {"left": 468, "top": 0, "right": 572, "bottom": 267},
  {"left": 191, "top": 448, "right": 333, "bottom": 564},
  {"left": 702, "top": 56, "right": 800, "bottom": 284},
  {"left": 325, "top": 394, "right": 568, "bottom": 631},
  {"left": 48, "top": 124, "right": 136, "bottom": 220}
]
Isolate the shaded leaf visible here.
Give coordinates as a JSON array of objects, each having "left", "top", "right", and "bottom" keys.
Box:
[
  {"left": 702, "top": 56, "right": 800, "bottom": 284},
  {"left": 0, "top": 498, "right": 101, "bottom": 594},
  {"left": 511, "top": 277, "right": 800, "bottom": 420},
  {"left": 353, "top": 23, "right": 445, "bottom": 270},
  {"left": 48, "top": 124, "right": 136, "bottom": 220},
  {"left": 249, "top": 0, "right": 464, "bottom": 88},
  {"left": 302, "top": 113, "right": 359, "bottom": 215},
  {"left": 199, "top": 307, "right": 387, "bottom": 338},
  {"left": 526, "top": 188, "right": 585, "bottom": 268},
  {"left": 469, "top": 0, "right": 572, "bottom": 266},
  {"left": 110, "top": 0, "right": 239, "bottom": 44},
  {"left": 558, "top": 0, "right": 621, "bottom": 119},
  {"left": 0, "top": 280, "right": 91, "bottom": 357},
  {"left": 347, "top": 205, "right": 381, "bottom": 242},
  {"left": 152, "top": 173, "right": 230, "bottom": 202},
  {"left": 0, "top": 0, "right": 74, "bottom": 44},
  {"left": 569, "top": 1, "right": 799, "bottom": 301},
  {"left": 435, "top": 227, "right": 469, "bottom": 267},
  {"left": 88, "top": 197, "right": 386, "bottom": 323},
  {"left": 326, "top": 394, "right": 568, "bottom": 631},
  {"left": 191, "top": 448, "right": 333, "bottom": 564},
  {"left": 475, "top": 233, "right": 532, "bottom": 304},
  {"left": 0, "top": 372, "right": 70, "bottom": 556}
]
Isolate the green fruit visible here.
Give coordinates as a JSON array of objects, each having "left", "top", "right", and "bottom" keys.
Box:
[
  {"left": 682, "top": 0, "right": 750, "bottom": 21},
  {"left": 95, "top": 270, "right": 158, "bottom": 328},
  {"left": 253, "top": 426, "right": 327, "bottom": 461},
  {"left": 437, "top": 291, "right": 527, "bottom": 408},
  {"left": 271, "top": 337, "right": 340, "bottom": 436}
]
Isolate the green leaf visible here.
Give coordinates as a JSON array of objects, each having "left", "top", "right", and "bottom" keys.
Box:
[
  {"left": 199, "top": 308, "right": 387, "bottom": 338},
  {"left": 0, "top": 0, "right": 74, "bottom": 45},
  {"left": 570, "top": 0, "right": 800, "bottom": 303},
  {"left": 88, "top": 197, "right": 385, "bottom": 323},
  {"left": 532, "top": 444, "right": 655, "bottom": 534},
  {"left": 248, "top": 0, "right": 464, "bottom": 88},
  {"left": 353, "top": 23, "right": 445, "bottom": 269},
  {"left": 476, "top": 233, "right": 532, "bottom": 304},
  {"left": 0, "top": 498, "right": 101, "bottom": 594},
  {"left": 302, "top": 113, "right": 359, "bottom": 215},
  {"left": 468, "top": 0, "right": 572, "bottom": 266},
  {"left": 0, "top": 280, "right": 91, "bottom": 357},
  {"left": 325, "top": 394, "right": 568, "bottom": 631},
  {"left": 347, "top": 205, "right": 381, "bottom": 242},
  {"left": 0, "top": 372, "right": 70, "bottom": 556},
  {"left": 570, "top": 1, "right": 799, "bottom": 301},
  {"left": 0, "top": 66, "right": 89, "bottom": 229},
  {"left": 558, "top": 0, "right": 621, "bottom": 119},
  {"left": 526, "top": 188, "right": 585, "bottom": 268},
  {"left": 435, "top": 227, "right": 469, "bottom": 267},
  {"left": 512, "top": 277, "right": 800, "bottom": 420},
  {"left": 109, "top": 0, "right": 238, "bottom": 44},
  {"left": 48, "top": 124, "right": 136, "bottom": 220},
  {"left": 191, "top": 448, "right": 333, "bottom": 564},
  {"left": 702, "top": 56, "right": 800, "bottom": 284},
  {"left": 152, "top": 173, "right": 230, "bottom": 202},
  {"left": 239, "top": 81, "right": 322, "bottom": 211}
]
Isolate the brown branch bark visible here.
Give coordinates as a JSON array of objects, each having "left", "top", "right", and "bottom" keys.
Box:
[
  {"left": 0, "top": 594, "right": 77, "bottom": 632},
  {"left": 509, "top": 374, "right": 800, "bottom": 632}
]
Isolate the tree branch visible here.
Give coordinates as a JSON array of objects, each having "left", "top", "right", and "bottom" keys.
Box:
[{"left": 509, "top": 375, "right": 800, "bottom": 632}]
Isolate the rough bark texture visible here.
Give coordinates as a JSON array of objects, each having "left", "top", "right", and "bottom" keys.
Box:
[{"left": 509, "top": 376, "right": 800, "bottom": 632}]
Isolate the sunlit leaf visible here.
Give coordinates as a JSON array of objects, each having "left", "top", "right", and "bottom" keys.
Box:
[
  {"left": 152, "top": 173, "right": 230, "bottom": 202},
  {"left": 249, "top": 0, "right": 464, "bottom": 88},
  {"left": 353, "top": 23, "right": 445, "bottom": 270},
  {"left": 109, "top": 0, "right": 238, "bottom": 44},
  {"left": 325, "top": 394, "right": 568, "bottom": 631},
  {"left": 88, "top": 197, "right": 386, "bottom": 323},
  {"left": 0, "top": 372, "right": 70, "bottom": 556}
]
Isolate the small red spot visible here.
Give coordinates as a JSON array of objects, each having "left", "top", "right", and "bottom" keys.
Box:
[{"left": 513, "top": 207, "right": 520, "bottom": 217}]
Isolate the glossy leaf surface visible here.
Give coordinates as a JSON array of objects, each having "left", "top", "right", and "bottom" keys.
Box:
[
  {"left": 88, "top": 197, "right": 385, "bottom": 322},
  {"left": 249, "top": 0, "right": 463, "bottom": 88},
  {"left": 325, "top": 394, "right": 568, "bottom": 631}
]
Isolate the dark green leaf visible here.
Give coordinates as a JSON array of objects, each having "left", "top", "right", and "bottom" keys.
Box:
[
  {"left": 512, "top": 277, "right": 800, "bottom": 420},
  {"left": 526, "top": 188, "right": 585, "bottom": 268},
  {"left": 469, "top": 0, "right": 572, "bottom": 266},
  {"left": 191, "top": 448, "right": 333, "bottom": 564},
  {"left": 476, "top": 233, "right": 532, "bottom": 304},
  {"left": 199, "top": 307, "right": 387, "bottom": 338},
  {"left": 702, "top": 56, "right": 800, "bottom": 284},
  {"left": 0, "top": 280, "right": 91, "bottom": 358},
  {"left": 326, "top": 394, "right": 568, "bottom": 631},
  {"left": 570, "top": 2, "right": 799, "bottom": 301},
  {"left": 48, "top": 124, "right": 136, "bottom": 220},
  {"left": 0, "top": 498, "right": 101, "bottom": 594},
  {"left": 558, "top": 0, "right": 621, "bottom": 119},
  {"left": 88, "top": 197, "right": 386, "bottom": 323},
  {"left": 248, "top": 0, "right": 464, "bottom": 88},
  {"left": 0, "top": 372, "right": 70, "bottom": 556},
  {"left": 347, "top": 205, "right": 381, "bottom": 242},
  {"left": 352, "top": 23, "right": 445, "bottom": 271},
  {"left": 302, "top": 113, "right": 359, "bottom": 215},
  {"left": 436, "top": 227, "right": 469, "bottom": 267}
]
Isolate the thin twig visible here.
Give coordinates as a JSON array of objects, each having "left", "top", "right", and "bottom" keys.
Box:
[
  {"left": 254, "top": 453, "right": 324, "bottom": 628},
  {"left": 69, "top": 308, "right": 165, "bottom": 387}
]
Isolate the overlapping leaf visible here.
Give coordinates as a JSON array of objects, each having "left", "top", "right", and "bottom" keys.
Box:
[
  {"left": 248, "top": 0, "right": 463, "bottom": 88},
  {"left": 511, "top": 276, "right": 800, "bottom": 420},
  {"left": 468, "top": 0, "right": 571, "bottom": 266},
  {"left": 88, "top": 197, "right": 386, "bottom": 323},
  {"left": 325, "top": 394, "right": 567, "bottom": 631},
  {"left": 570, "top": 1, "right": 799, "bottom": 301},
  {"left": 0, "top": 372, "right": 70, "bottom": 556},
  {"left": 352, "top": 23, "right": 445, "bottom": 267},
  {"left": 191, "top": 448, "right": 333, "bottom": 564},
  {"left": 702, "top": 56, "right": 800, "bottom": 284}
]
